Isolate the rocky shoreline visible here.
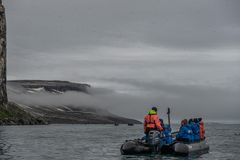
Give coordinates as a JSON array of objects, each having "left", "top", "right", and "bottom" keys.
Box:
[{"left": 0, "top": 102, "right": 48, "bottom": 125}]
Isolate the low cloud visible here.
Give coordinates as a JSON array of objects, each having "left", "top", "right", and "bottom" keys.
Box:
[
  {"left": 7, "top": 81, "right": 240, "bottom": 122},
  {"left": 3, "top": 0, "right": 240, "bottom": 122}
]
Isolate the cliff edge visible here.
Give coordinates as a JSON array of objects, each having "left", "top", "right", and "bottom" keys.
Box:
[{"left": 0, "top": 1, "right": 47, "bottom": 125}]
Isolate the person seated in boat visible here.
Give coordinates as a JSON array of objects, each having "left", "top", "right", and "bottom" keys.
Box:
[
  {"left": 198, "top": 117, "right": 205, "bottom": 140},
  {"left": 188, "top": 118, "right": 200, "bottom": 142},
  {"left": 176, "top": 119, "right": 194, "bottom": 142},
  {"left": 144, "top": 107, "right": 163, "bottom": 135},
  {"left": 192, "top": 118, "right": 200, "bottom": 142},
  {"left": 159, "top": 119, "right": 173, "bottom": 145}
]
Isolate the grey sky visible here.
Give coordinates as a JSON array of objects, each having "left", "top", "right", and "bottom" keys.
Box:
[{"left": 3, "top": 0, "right": 240, "bottom": 122}]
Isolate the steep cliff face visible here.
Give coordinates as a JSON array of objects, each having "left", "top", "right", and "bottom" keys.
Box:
[
  {"left": 0, "top": 0, "right": 7, "bottom": 105},
  {"left": 0, "top": 1, "right": 47, "bottom": 125}
]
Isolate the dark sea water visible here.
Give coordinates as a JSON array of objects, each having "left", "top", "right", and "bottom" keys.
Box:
[{"left": 0, "top": 123, "right": 240, "bottom": 160}]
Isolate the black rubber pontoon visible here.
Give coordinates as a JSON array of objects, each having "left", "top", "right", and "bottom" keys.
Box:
[
  {"left": 173, "top": 139, "right": 209, "bottom": 155},
  {"left": 120, "top": 139, "right": 209, "bottom": 155},
  {"left": 120, "top": 139, "right": 152, "bottom": 155}
]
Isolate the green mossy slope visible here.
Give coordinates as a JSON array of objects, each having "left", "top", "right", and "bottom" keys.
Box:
[{"left": 0, "top": 102, "right": 48, "bottom": 125}]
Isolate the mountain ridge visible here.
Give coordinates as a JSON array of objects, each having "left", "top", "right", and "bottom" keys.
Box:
[{"left": 7, "top": 80, "right": 141, "bottom": 124}]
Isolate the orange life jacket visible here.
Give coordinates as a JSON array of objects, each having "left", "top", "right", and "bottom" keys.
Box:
[
  {"left": 144, "top": 110, "right": 163, "bottom": 133},
  {"left": 199, "top": 120, "right": 205, "bottom": 140}
]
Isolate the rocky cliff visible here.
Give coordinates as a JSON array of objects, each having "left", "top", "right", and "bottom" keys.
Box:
[
  {"left": 0, "top": 0, "right": 7, "bottom": 105},
  {"left": 0, "top": 1, "right": 46, "bottom": 125}
]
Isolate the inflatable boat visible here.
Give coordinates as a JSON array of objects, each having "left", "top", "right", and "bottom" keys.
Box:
[
  {"left": 120, "top": 138, "right": 209, "bottom": 155},
  {"left": 120, "top": 123, "right": 209, "bottom": 155},
  {"left": 121, "top": 108, "right": 209, "bottom": 156}
]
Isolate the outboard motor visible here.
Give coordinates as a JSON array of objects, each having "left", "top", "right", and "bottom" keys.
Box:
[
  {"left": 147, "top": 130, "right": 162, "bottom": 152},
  {"left": 148, "top": 130, "right": 160, "bottom": 146}
]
